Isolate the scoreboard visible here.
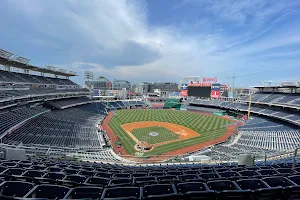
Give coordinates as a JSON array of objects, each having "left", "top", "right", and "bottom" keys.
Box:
[
  {"left": 187, "top": 83, "right": 222, "bottom": 98},
  {"left": 187, "top": 86, "right": 211, "bottom": 97}
]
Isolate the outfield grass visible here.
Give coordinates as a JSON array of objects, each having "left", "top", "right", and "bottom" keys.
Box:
[
  {"left": 131, "top": 126, "right": 179, "bottom": 144},
  {"left": 108, "top": 110, "right": 232, "bottom": 155}
]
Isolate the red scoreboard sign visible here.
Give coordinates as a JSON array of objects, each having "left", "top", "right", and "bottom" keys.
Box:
[{"left": 188, "top": 83, "right": 212, "bottom": 87}]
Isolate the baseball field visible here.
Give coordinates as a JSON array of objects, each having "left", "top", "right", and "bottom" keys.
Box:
[{"left": 105, "top": 109, "right": 235, "bottom": 157}]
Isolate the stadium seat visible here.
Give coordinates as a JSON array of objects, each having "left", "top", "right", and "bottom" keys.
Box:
[
  {"left": 31, "top": 165, "right": 47, "bottom": 171},
  {"left": 217, "top": 171, "right": 241, "bottom": 179},
  {"left": 199, "top": 173, "right": 219, "bottom": 180},
  {"left": 46, "top": 167, "right": 61, "bottom": 172},
  {"left": 157, "top": 175, "right": 179, "bottom": 184},
  {"left": 134, "top": 176, "right": 157, "bottom": 186},
  {"left": 113, "top": 173, "right": 132, "bottom": 178},
  {"left": 178, "top": 174, "right": 201, "bottom": 182},
  {"left": 78, "top": 170, "right": 95, "bottom": 177},
  {"left": 176, "top": 182, "right": 215, "bottom": 199},
  {"left": 143, "top": 184, "right": 177, "bottom": 199},
  {"left": 257, "top": 169, "right": 278, "bottom": 176},
  {"left": 101, "top": 187, "right": 141, "bottom": 200},
  {"left": 2, "top": 168, "right": 24, "bottom": 176},
  {"left": 64, "top": 186, "right": 103, "bottom": 199},
  {"left": 239, "top": 170, "right": 259, "bottom": 177},
  {"left": 132, "top": 173, "right": 148, "bottom": 178},
  {"left": 236, "top": 179, "right": 269, "bottom": 190},
  {"left": 0, "top": 167, "right": 8, "bottom": 173},
  {"left": 24, "top": 184, "right": 70, "bottom": 199},
  {"left": 42, "top": 172, "right": 65, "bottom": 181},
  {"left": 0, "top": 181, "right": 34, "bottom": 197},
  {"left": 276, "top": 168, "right": 296, "bottom": 175},
  {"left": 22, "top": 170, "right": 44, "bottom": 178},
  {"left": 206, "top": 180, "right": 240, "bottom": 191},
  {"left": 62, "top": 169, "right": 78, "bottom": 175},
  {"left": 96, "top": 172, "right": 113, "bottom": 178},
  {"left": 288, "top": 175, "right": 300, "bottom": 185},
  {"left": 63, "top": 175, "right": 87, "bottom": 186},
  {"left": 167, "top": 171, "right": 183, "bottom": 176},
  {"left": 185, "top": 170, "right": 199, "bottom": 175},
  {"left": 109, "top": 178, "right": 133, "bottom": 187},
  {"left": 262, "top": 176, "right": 295, "bottom": 188},
  {"left": 85, "top": 177, "right": 110, "bottom": 187}
]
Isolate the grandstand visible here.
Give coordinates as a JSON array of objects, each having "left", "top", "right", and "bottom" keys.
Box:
[
  {"left": 187, "top": 84, "right": 300, "bottom": 162},
  {"left": 1, "top": 53, "right": 300, "bottom": 199}
]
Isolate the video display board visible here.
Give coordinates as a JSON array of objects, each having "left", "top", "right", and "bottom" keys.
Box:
[{"left": 187, "top": 86, "right": 211, "bottom": 97}]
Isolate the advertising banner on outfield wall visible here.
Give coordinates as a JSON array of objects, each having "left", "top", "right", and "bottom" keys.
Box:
[
  {"left": 211, "top": 83, "right": 221, "bottom": 98},
  {"left": 181, "top": 90, "right": 188, "bottom": 97}
]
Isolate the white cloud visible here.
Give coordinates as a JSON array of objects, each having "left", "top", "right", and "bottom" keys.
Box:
[{"left": 3, "top": 0, "right": 300, "bottom": 86}]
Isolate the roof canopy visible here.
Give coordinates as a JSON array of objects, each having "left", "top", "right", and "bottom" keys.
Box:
[{"left": 0, "top": 49, "right": 77, "bottom": 77}]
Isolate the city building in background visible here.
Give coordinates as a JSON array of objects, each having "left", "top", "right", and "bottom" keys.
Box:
[
  {"left": 148, "top": 82, "right": 179, "bottom": 93},
  {"left": 137, "top": 82, "right": 150, "bottom": 94},
  {"left": 86, "top": 76, "right": 112, "bottom": 90},
  {"left": 112, "top": 79, "right": 131, "bottom": 91}
]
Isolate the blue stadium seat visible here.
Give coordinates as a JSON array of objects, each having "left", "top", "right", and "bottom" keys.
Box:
[
  {"left": 0, "top": 181, "right": 34, "bottom": 197},
  {"left": 62, "top": 175, "right": 87, "bottom": 186},
  {"left": 134, "top": 176, "right": 157, "bottom": 186},
  {"left": 22, "top": 170, "right": 44, "bottom": 178},
  {"left": 109, "top": 178, "right": 133, "bottom": 187},
  {"left": 96, "top": 172, "right": 113, "bottom": 178},
  {"left": 113, "top": 173, "right": 132, "bottom": 178},
  {"left": 199, "top": 173, "right": 219, "bottom": 180},
  {"left": 185, "top": 170, "right": 199, "bottom": 175},
  {"left": 236, "top": 179, "right": 269, "bottom": 190},
  {"left": 78, "top": 170, "right": 95, "bottom": 177},
  {"left": 178, "top": 174, "right": 201, "bottom": 182},
  {"left": 132, "top": 173, "right": 148, "bottom": 178},
  {"left": 46, "top": 167, "right": 61, "bottom": 172},
  {"left": 64, "top": 186, "right": 103, "bottom": 199},
  {"left": 101, "top": 187, "right": 141, "bottom": 200},
  {"left": 288, "top": 175, "right": 300, "bottom": 185},
  {"left": 62, "top": 169, "right": 78, "bottom": 175},
  {"left": 239, "top": 170, "right": 259, "bottom": 177},
  {"left": 176, "top": 182, "right": 214, "bottom": 199},
  {"left": 276, "top": 168, "right": 296, "bottom": 175},
  {"left": 24, "top": 184, "right": 70, "bottom": 199},
  {"left": 157, "top": 175, "right": 179, "bottom": 184},
  {"left": 257, "top": 169, "right": 278, "bottom": 176},
  {"left": 206, "top": 180, "right": 240, "bottom": 191},
  {"left": 262, "top": 176, "right": 295, "bottom": 188},
  {"left": 2, "top": 168, "right": 24, "bottom": 176},
  {"left": 42, "top": 172, "right": 65, "bottom": 181},
  {"left": 143, "top": 184, "right": 177, "bottom": 200},
  {"left": 85, "top": 177, "right": 110, "bottom": 187}
]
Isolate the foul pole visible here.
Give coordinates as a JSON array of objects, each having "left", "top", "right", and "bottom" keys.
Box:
[{"left": 247, "top": 94, "right": 252, "bottom": 120}]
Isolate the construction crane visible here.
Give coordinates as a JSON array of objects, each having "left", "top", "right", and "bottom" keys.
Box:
[
  {"left": 226, "top": 70, "right": 267, "bottom": 97},
  {"left": 259, "top": 80, "right": 272, "bottom": 86}
]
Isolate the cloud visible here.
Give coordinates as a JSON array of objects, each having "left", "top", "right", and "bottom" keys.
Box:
[{"left": 1, "top": 0, "right": 300, "bottom": 87}]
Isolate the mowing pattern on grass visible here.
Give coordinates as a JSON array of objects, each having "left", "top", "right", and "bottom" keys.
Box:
[
  {"left": 131, "top": 126, "right": 179, "bottom": 144},
  {"left": 108, "top": 110, "right": 232, "bottom": 156}
]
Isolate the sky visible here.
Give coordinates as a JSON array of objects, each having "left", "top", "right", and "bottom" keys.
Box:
[{"left": 1, "top": 0, "right": 300, "bottom": 87}]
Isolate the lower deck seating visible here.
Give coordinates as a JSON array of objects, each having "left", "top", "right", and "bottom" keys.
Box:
[
  {"left": 0, "top": 106, "right": 49, "bottom": 136},
  {"left": 3, "top": 103, "right": 106, "bottom": 149}
]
